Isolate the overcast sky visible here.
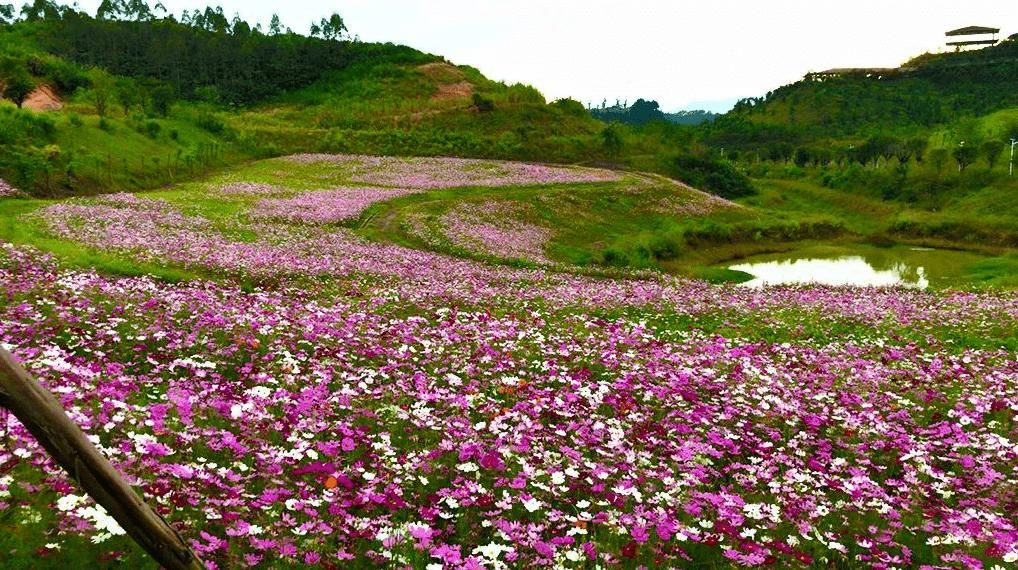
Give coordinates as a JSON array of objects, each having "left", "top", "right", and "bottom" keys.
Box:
[{"left": 71, "top": 1, "right": 1018, "bottom": 112}]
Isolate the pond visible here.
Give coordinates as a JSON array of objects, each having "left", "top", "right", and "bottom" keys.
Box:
[{"left": 726, "top": 244, "right": 986, "bottom": 289}]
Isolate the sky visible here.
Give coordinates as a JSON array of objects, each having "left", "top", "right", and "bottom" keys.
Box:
[{"left": 72, "top": 0, "right": 1018, "bottom": 112}]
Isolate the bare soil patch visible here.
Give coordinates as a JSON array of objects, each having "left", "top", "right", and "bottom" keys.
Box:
[{"left": 23, "top": 85, "right": 64, "bottom": 111}]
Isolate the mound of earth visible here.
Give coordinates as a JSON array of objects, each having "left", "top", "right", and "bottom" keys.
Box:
[{"left": 418, "top": 62, "right": 474, "bottom": 100}]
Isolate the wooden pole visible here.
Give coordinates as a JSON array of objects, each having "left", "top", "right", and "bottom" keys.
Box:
[{"left": 0, "top": 348, "right": 204, "bottom": 570}]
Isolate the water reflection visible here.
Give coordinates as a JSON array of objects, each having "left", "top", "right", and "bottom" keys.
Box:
[
  {"left": 724, "top": 245, "right": 987, "bottom": 289},
  {"left": 730, "top": 256, "right": 930, "bottom": 289}
]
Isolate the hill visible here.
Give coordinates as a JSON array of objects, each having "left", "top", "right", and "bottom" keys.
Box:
[
  {"left": 0, "top": 5, "right": 614, "bottom": 197},
  {"left": 706, "top": 38, "right": 1018, "bottom": 151}
]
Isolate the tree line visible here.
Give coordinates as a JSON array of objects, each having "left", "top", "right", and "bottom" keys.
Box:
[{"left": 1, "top": 1, "right": 362, "bottom": 105}]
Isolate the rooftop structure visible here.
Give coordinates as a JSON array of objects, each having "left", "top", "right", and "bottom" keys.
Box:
[{"left": 946, "top": 26, "right": 999, "bottom": 49}]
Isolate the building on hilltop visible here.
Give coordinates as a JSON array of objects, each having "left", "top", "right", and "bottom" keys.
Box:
[{"left": 946, "top": 26, "right": 1000, "bottom": 50}]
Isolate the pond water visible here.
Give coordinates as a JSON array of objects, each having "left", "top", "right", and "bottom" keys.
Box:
[{"left": 726, "top": 245, "right": 986, "bottom": 289}]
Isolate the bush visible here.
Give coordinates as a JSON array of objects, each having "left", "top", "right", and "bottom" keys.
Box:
[
  {"left": 505, "top": 83, "right": 545, "bottom": 105},
  {"left": 472, "top": 93, "right": 495, "bottom": 113},
  {"left": 196, "top": 111, "right": 226, "bottom": 135},
  {"left": 669, "top": 154, "right": 757, "bottom": 199},
  {"left": 143, "top": 120, "right": 161, "bottom": 138},
  {"left": 551, "top": 98, "right": 587, "bottom": 117},
  {"left": 600, "top": 247, "right": 630, "bottom": 267}
]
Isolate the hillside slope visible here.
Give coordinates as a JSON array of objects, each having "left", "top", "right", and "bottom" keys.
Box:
[
  {"left": 0, "top": 9, "right": 607, "bottom": 198},
  {"left": 707, "top": 38, "right": 1018, "bottom": 148}
]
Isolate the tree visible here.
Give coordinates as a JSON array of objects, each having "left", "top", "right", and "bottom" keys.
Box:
[
  {"left": 952, "top": 144, "right": 978, "bottom": 172},
  {"left": 319, "top": 13, "right": 346, "bottom": 40},
  {"left": 150, "top": 84, "right": 174, "bottom": 117},
  {"left": 601, "top": 124, "right": 623, "bottom": 159},
  {"left": 793, "top": 146, "right": 812, "bottom": 167},
  {"left": 116, "top": 79, "right": 140, "bottom": 116},
  {"left": 96, "top": 0, "right": 124, "bottom": 20},
  {"left": 981, "top": 140, "right": 1005, "bottom": 170},
  {"left": 268, "top": 13, "right": 282, "bottom": 35},
  {"left": 628, "top": 98, "right": 664, "bottom": 126},
  {"left": 87, "top": 68, "right": 114, "bottom": 117},
  {"left": 905, "top": 137, "right": 929, "bottom": 163},
  {"left": 3, "top": 70, "right": 35, "bottom": 108},
  {"left": 19, "top": 0, "right": 59, "bottom": 21},
  {"left": 0, "top": 3, "right": 16, "bottom": 24},
  {"left": 231, "top": 14, "right": 250, "bottom": 37}
]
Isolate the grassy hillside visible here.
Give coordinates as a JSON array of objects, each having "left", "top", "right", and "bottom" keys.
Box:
[
  {"left": 227, "top": 60, "right": 603, "bottom": 162},
  {"left": 0, "top": 9, "right": 614, "bottom": 198}
]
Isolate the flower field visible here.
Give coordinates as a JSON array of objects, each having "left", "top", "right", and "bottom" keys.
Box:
[
  {"left": 1, "top": 155, "right": 1017, "bottom": 569},
  {"left": 284, "top": 155, "right": 622, "bottom": 189},
  {"left": 0, "top": 178, "right": 17, "bottom": 197}
]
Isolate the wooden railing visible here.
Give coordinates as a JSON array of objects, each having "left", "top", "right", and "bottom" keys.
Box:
[{"left": 0, "top": 347, "right": 204, "bottom": 569}]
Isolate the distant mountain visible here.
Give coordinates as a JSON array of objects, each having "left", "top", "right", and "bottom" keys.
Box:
[{"left": 663, "top": 110, "right": 717, "bottom": 125}]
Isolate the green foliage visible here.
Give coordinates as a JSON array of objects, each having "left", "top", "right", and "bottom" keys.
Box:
[
  {"left": 981, "top": 139, "right": 1005, "bottom": 169},
  {"left": 953, "top": 145, "right": 979, "bottom": 172},
  {"left": 591, "top": 98, "right": 665, "bottom": 126},
  {"left": 601, "top": 124, "right": 623, "bottom": 159},
  {"left": 195, "top": 111, "right": 226, "bottom": 135},
  {"left": 30, "top": 6, "right": 369, "bottom": 105},
  {"left": 142, "top": 119, "right": 160, "bottom": 138},
  {"left": 471, "top": 93, "right": 495, "bottom": 113},
  {"left": 1, "top": 66, "right": 34, "bottom": 107},
  {"left": 669, "top": 154, "right": 756, "bottom": 198},
  {"left": 149, "top": 84, "right": 173, "bottom": 117},
  {"left": 550, "top": 98, "right": 587, "bottom": 117},
  {"left": 85, "top": 67, "right": 114, "bottom": 116}
]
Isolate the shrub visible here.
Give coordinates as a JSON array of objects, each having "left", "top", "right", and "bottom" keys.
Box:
[
  {"left": 669, "top": 154, "right": 757, "bottom": 199},
  {"left": 143, "top": 120, "right": 161, "bottom": 139},
  {"left": 196, "top": 111, "right": 226, "bottom": 135},
  {"left": 472, "top": 93, "right": 495, "bottom": 113},
  {"left": 551, "top": 98, "right": 587, "bottom": 117},
  {"left": 506, "top": 83, "right": 545, "bottom": 105}
]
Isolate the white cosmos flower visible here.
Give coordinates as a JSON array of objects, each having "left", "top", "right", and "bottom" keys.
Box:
[
  {"left": 522, "top": 497, "right": 542, "bottom": 512},
  {"left": 56, "top": 494, "right": 85, "bottom": 512},
  {"left": 79, "top": 505, "right": 125, "bottom": 535},
  {"left": 473, "top": 542, "right": 511, "bottom": 560}
]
